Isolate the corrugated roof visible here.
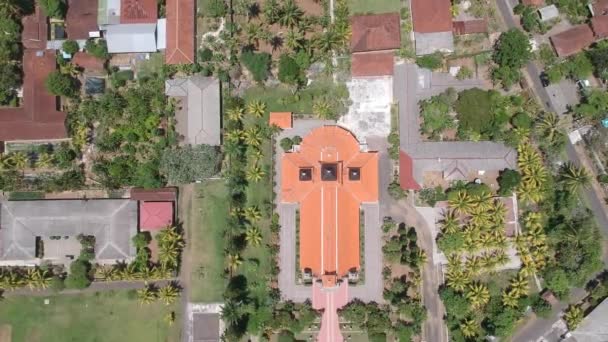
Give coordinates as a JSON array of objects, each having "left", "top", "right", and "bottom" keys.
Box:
[
  {"left": 538, "top": 5, "right": 559, "bottom": 21},
  {"left": 139, "top": 201, "right": 174, "bottom": 231},
  {"left": 269, "top": 112, "right": 293, "bottom": 129},
  {"left": 550, "top": 24, "right": 595, "bottom": 56},
  {"left": 350, "top": 13, "right": 401, "bottom": 53},
  {"left": 105, "top": 23, "right": 157, "bottom": 53},
  {"left": 281, "top": 126, "right": 378, "bottom": 283},
  {"left": 453, "top": 19, "right": 488, "bottom": 35},
  {"left": 165, "top": 0, "right": 195, "bottom": 64},
  {"left": 351, "top": 51, "right": 395, "bottom": 77},
  {"left": 591, "top": 15, "right": 608, "bottom": 38},
  {"left": 411, "top": 0, "right": 453, "bottom": 33},
  {"left": 120, "top": 0, "right": 158, "bottom": 24},
  {"left": 66, "top": 0, "right": 99, "bottom": 39}
]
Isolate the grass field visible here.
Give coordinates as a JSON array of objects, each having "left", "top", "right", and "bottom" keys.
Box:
[
  {"left": 0, "top": 291, "right": 180, "bottom": 342},
  {"left": 348, "top": 0, "right": 401, "bottom": 14},
  {"left": 189, "top": 181, "right": 228, "bottom": 302}
]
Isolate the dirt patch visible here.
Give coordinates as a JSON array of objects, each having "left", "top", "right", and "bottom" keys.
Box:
[
  {"left": 296, "top": 0, "right": 324, "bottom": 16},
  {"left": 0, "top": 325, "right": 11, "bottom": 342}
]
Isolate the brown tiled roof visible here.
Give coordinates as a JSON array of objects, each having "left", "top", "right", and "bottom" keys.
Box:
[
  {"left": 0, "top": 51, "right": 67, "bottom": 141},
  {"left": 453, "top": 19, "right": 488, "bottom": 35},
  {"left": 72, "top": 52, "right": 106, "bottom": 72},
  {"left": 591, "top": 15, "right": 608, "bottom": 38},
  {"left": 165, "top": 0, "right": 195, "bottom": 64},
  {"left": 411, "top": 0, "right": 453, "bottom": 33},
  {"left": 550, "top": 24, "right": 595, "bottom": 56},
  {"left": 269, "top": 112, "right": 293, "bottom": 129},
  {"left": 593, "top": 0, "right": 608, "bottom": 15},
  {"left": 350, "top": 13, "right": 401, "bottom": 52},
  {"left": 521, "top": 0, "right": 544, "bottom": 6},
  {"left": 351, "top": 51, "right": 395, "bottom": 77},
  {"left": 66, "top": 0, "right": 99, "bottom": 39},
  {"left": 120, "top": 0, "right": 158, "bottom": 24},
  {"left": 21, "top": 6, "right": 47, "bottom": 50},
  {"left": 130, "top": 187, "right": 178, "bottom": 201}
]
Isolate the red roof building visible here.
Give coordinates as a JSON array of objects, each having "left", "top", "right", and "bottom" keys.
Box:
[
  {"left": 592, "top": 0, "right": 608, "bottom": 16},
  {"left": 453, "top": 20, "right": 488, "bottom": 35},
  {"left": 66, "top": 0, "right": 99, "bottom": 39},
  {"left": 165, "top": 0, "right": 195, "bottom": 64},
  {"left": 281, "top": 126, "right": 378, "bottom": 287},
  {"left": 139, "top": 201, "right": 174, "bottom": 231},
  {"left": 399, "top": 151, "right": 422, "bottom": 190},
  {"left": 120, "top": 0, "right": 158, "bottom": 24},
  {"left": 21, "top": 6, "right": 47, "bottom": 50},
  {"left": 411, "top": 0, "right": 453, "bottom": 33},
  {"left": 72, "top": 52, "right": 106, "bottom": 73},
  {"left": 550, "top": 24, "right": 595, "bottom": 56},
  {"left": 521, "top": 0, "right": 544, "bottom": 6},
  {"left": 269, "top": 112, "right": 293, "bottom": 129},
  {"left": 350, "top": 13, "right": 401, "bottom": 53},
  {"left": 351, "top": 51, "right": 395, "bottom": 77},
  {"left": 592, "top": 15, "right": 608, "bottom": 39},
  {"left": 0, "top": 50, "right": 67, "bottom": 142}
]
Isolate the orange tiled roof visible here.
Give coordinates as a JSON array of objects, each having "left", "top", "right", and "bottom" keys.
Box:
[
  {"left": 281, "top": 126, "right": 378, "bottom": 286},
  {"left": 269, "top": 112, "right": 293, "bottom": 129}
]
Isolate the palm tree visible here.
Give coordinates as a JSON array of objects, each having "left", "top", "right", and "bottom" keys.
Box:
[
  {"left": 246, "top": 165, "right": 265, "bottom": 182},
  {"left": 243, "top": 206, "right": 262, "bottom": 222},
  {"left": 2, "top": 270, "right": 24, "bottom": 290},
  {"left": 465, "top": 256, "right": 482, "bottom": 277},
  {"left": 509, "top": 273, "right": 529, "bottom": 297},
  {"left": 560, "top": 162, "right": 591, "bottom": 193},
  {"left": 221, "top": 300, "right": 243, "bottom": 325},
  {"left": 164, "top": 311, "right": 176, "bottom": 326},
  {"left": 245, "top": 23, "right": 263, "bottom": 47},
  {"left": 245, "top": 226, "right": 263, "bottom": 246},
  {"left": 460, "top": 318, "right": 478, "bottom": 338},
  {"left": 246, "top": 100, "right": 266, "bottom": 118},
  {"left": 35, "top": 152, "right": 55, "bottom": 169},
  {"left": 446, "top": 269, "right": 469, "bottom": 292},
  {"left": 158, "top": 283, "right": 180, "bottom": 305},
  {"left": 440, "top": 210, "right": 460, "bottom": 234},
  {"left": 332, "top": 22, "right": 352, "bottom": 50},
  {"left": 119, "top": 263, "right": 140, "bottom": 281},
  {"left": 279, "top": 0, "right": 303, "bottom": 28},
  {"left": 96, "top": 265, "right": 116, "bottom": 281},
  {"left": 314, "top": 31, "right": 338, "bottom": 54},
  {"left": 159, "top": 246, "right": 179, "bottom": 270},
  {"left": 502, "top": 289, "right": 519, "bottom": 308},
  {"left": 226, "top": 129, "right": 244, "bottom": 144},
  {"left": 312, "top": 99, "right": 332, "bottom": 119},
  {"left": 564, "top": 305, "right": 583, "bottom": 330},
  {"left": 536, "top": 112, "right": 564, "bottom": 144},
  {"left": 244, "top": 128, "right": 262, "bottom": 147},
  {"left": 8, "top": 152, "right": 29, "bottom": 170},
  {"left": 466, "top": 283, "right": 490, "bottom": 309},
  {"left": 227, "top": 253, "right": 243, "bottom": 274},
  {"left": 449, "top": 191, "right": 475, "bottom": 215},
  {"left": 137, "top": 284, "right": 157, "bottom": 305},
  {"left": 25, "top": 267, "right": 51, "bottom": 290},
  {"left": 227, "top": 107, "right": 244, "bottom": 122},
  {"left": 60, "top": 62, "right": 80, "bottom": 77},
  {"left": 285, "top": 29, "right": 304, "bottom": 52},
  {"left": 263, "top": 0, "right": 280, "bottom": 24}
]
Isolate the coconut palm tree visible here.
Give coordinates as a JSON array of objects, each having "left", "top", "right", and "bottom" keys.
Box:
[
  {"left": 227, "top": 253, "right": 243, "bottom": 274},
  {"left": 446, "top": 269, "right": 469, "bottom": 292},
  {"left": 473, "top": 191, "right": 493, "bottom": 211},
  {"left": 312, "top": 99, "right": 332, "bottom": 119},
  {"left": 517, "top": 143, "right": 542, "bottom": 173},
  {"left": 564, "top": 305, "right": 583, "bottom": 330},
  {"left": 502, "top": 289, "right": 520, "bottom": 308},
  {"left": 466, "top": 283, "right": 490, "bottom": 309},
  {"left": 246, "top": 165, "right": 265, "bottom": 182},
  {"left": 246, "top": 100, "right": 266, "bottom": 118},
  {"left": 244, "top": 128, "right": 262, "bottom": 147},
  {"left": 245, "top": 226, "right": 263, "bottom": 246},
  {"left": 263, "top": 0, "right": 280, "bottom": 24},
  {"left": 278, "top": 0, "right": 303, "bottom": 28},
  {"left": 243, "top": 206, "right": 262, "bottom": 222},
  {"left": 465, "top": 256, "right": 482, "bottom": 277},
  {"left": 285, "top": 29, "right": 304, "bottom": 52},
  {"left": 8, "top": 152, "right": 29, "bottom": 170},
  {"left": 244, "top": 23, "right": 263, "bottom": 47},
  {"left": 440, "top": 210, "right": 460, "bottom": 234},
  {"left": 159, "top": 246, "right": 180, "bottom": 270},
  {"left": 226, "top": 129, "right": 245, "bottom": 144},
  {"left": 60, "top": 62, "right": 80, "bottom": 77},
  {"left": 158, "top": 283, "right": 180, "bottom": 305},
  {"left": 560, "top": 162, "right": 591, "bottom": 193},
  {"left": 221, "top": 300, "right": 243, "bottom": 325},
  {"left": 137, "top": 284, "right": 157, "bottom": 305},
  {"left": 460, "top": 318, "right": 478, "bottom": 338},
  {"left": 35, "top": 152, "right": 55, "bottom": 169},
  {"left": 227, "top": 107, "right": 245, "bottom": 122},
  {"left": 314, "top": 31, "right": 339, "bottom": 54},
  {"left": 449, "top": 191, "right": 475, "bottom": 215},
  {"left": 119, "top": 263, "right": 140, "bottom": 281},
  {"left": 164, "top": 311, "right": 176, "bottom": 326},
  {"left": 509, "top": 273, "right": 529, "bottom": 297},
  {"left": 536, "top": 112, "right": 564, "bottom": 144},
  {"left": 25, "top": 267, "right": 51, "bottom": 290},
  {"left": 96, "top": 265, "right": 116, "bottom": 281},
  {"left": 332, "top": 22, "right": 352, "bottom": 50}
]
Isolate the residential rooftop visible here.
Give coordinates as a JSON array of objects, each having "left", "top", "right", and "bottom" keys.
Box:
[
  {"left": 411, "top": 0, "right": 452, "bottom": 33},
  {"left": 66, "top": 0, "right": 99, "bottom": 39},
  {"left": 165, "top": 0, "right": 195, "bottom": 64},
  {"left": 350, "top": 13, "right": 401, "bottom": 53},
  {"left": 351, "top": 51, "right": 395, "bottom": 77},
  {"left": 550, "top": 24, "right": 595, "bottom": 57}
]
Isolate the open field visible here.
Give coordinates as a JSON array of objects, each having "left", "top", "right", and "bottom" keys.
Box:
[
  {"left": 188, "top": 181, "right": 228, "bottom": 302},
  {"left": 0, "top": 291, "right": 180, "bottom": 342},
  {"left": 348, "top": 0, "right": 401, "bottom": 14}
]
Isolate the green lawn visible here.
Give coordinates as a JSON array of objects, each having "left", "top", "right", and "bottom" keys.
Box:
[
  {"left": 0, "top": 291, "right": 180, "bottom": 342},
  {"left": 189, "top": 181, "right": 229, "bottom": 302},
  {"left": 348, "top": 0, "right": 401, "bottom": 14}
]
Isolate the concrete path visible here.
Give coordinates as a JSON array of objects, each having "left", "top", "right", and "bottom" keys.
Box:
[
  {"left": 349, "top": 203, "right": 383, "bottom": 302},
  {"left": 313, "top": 282, "right": 349, "bottom": 342}
]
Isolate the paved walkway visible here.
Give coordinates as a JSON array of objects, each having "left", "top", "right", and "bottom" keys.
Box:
[{"left": 313, "top": 281, "right": 349, "bottom": 342}]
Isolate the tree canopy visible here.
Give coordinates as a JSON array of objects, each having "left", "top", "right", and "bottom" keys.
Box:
[
  {"left": 45, "top": 71, "right": 78, "bottom": 97},
  {"left": 492, "top": 29, "right": 531, "bottom": 88}
]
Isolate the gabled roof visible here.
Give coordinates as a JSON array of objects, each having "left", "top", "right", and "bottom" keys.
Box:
[
  {"left": 411, "top": 0, "right": 453, "bottom": 33},
  {"left": 0, "top": 200, "right": 137, "bottom": 263},
  {"left": 120, "top": 0, "right": 158, "bottom": 24},
  {"left": 550, "top": 24, "right": 595, "bottom": 56},
  {"left": 453, "top": 19, "right": 488, "bottom": 35},
  {"left": 350, "top": 13, "right": 401, "bottom": 52},
  {"left": 269, "top": 112, "right": 293, "bottom": 129},
  {"left": 351, "top": 51, "right": 395, "bottom": 77},
  {"left": 165, "top": 0, "right": 195, "bottom": 64},
  {"left": 165, "top": 76, "right": 221, "bottom": 146},
  {"left": 66, "top": 0, "right": 99, "bottom": 39},
  {"left": 105, "top": 23, "right": 158, "bottom": 53},
  {"left": 139, "top": 201, "right": 173, "bottom": 231},
  {"left": 21, "top": 5, "right": 47, "bottom": 50},
  {"left": 591, "top": 15, "right": 608, "bottom": 39}
]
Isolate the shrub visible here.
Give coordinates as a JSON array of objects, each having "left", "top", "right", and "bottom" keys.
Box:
[
  {"left": 597, "top": 174, "right": 608, "bottom": 184},
  {"left": 454, "top": 88, "right": 505, "bottom": 138},
  {"left": 85, "top": 39, "right": 109, "bottom": 59},
  {"left": 511, "top": 112, "right": 532, "bottom": 129},
  {"left": 39, "top": 0, "right": 67, "bottom": 18},
  {"left": 65, "top": 259, "right": 92, "bottom": 289},
  {"left": 388, "top": 180, "right": 407, "bottom": 200},
  {"left": 241, "top": 51, "right": 271, "bottom": 82},
  {"left": 45, "top": 71, "right": 78, "bottom": 97},
  {"left": 498, "top": 169, "right": 522, "bottom": 195},
  {"left": 159, "top": 145, "right": 222, "bottom": 184},
  {"left": 280, "top": 137, "right": 293, "bottom": 151},
  {"left": 203, "top": 0, "right": 227, "bottom": 17},
  {"left": 416, "top": 52, "right": 443, "bottom": 70},
  {"left": 456, "top": 66, "right": 473, "bottom": 80},
  {"left": 292, "top": 136, "right": 302, "bottom": 145},
  {"left": 111, "top": 70, "right": 134, "bottom": 88},
  {"left": 278, "top": 53, "right": 304, "bottom": 85},
  {"left": 198, "top": 48, "right": 213, "bottom": 62},
  {"left": 419, "top": 186, "right": 447, "bottom": 206},
  {"left": 62, "top": 39, "right": 80, "bottom": 55},
  {"left": 49, "top": 275, "right": 66, "bottom": 292},
  {"left": 531, "top": 295, "right": 552, "bottom": 318}
]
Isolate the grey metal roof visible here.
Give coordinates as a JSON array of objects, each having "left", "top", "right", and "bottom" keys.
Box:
[
  {"left": 394, "top": 63, "right": 517, "bottom": 186},
  {"left": 569, "top": 298, "right": 608, "bottom": 342},
  {"left": 165, "top": 75, "right": 221, "bottom": 146},
  {"left": 539, "top": 5, "right": 559, "bottom": 22},
  {"left": 414, "top": 31, "right": 454, "bottom": 55},
  {"left": 105, "top": 23, "right": 157, "bottom": 53},
  {"left": 0, "top": 200, "right": 137, "bottom": 263}
]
